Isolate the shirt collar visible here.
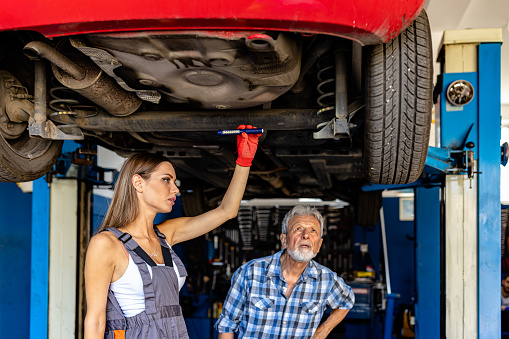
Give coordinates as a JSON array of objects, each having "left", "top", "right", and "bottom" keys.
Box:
[{"left": 265, "top": 250, "right": 319, "bottom": 282}]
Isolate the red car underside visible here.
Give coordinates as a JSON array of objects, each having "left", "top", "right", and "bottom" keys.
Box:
[{"left": 2, "top": 0, "right": 425, "bottom": 45}]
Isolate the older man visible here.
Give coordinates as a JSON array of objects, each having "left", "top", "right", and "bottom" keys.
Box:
[{"left": 215, "top": 205, "right": 354, "bottom": 339}]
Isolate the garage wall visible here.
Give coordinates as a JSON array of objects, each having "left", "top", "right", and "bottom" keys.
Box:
[{"left": 0, "top": 183, "right": 32, "bottom": 339}]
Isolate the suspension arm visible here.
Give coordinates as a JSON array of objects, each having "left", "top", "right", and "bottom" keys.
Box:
[{"left": 73, "top": 109, "right": 322, "bottom": 132}]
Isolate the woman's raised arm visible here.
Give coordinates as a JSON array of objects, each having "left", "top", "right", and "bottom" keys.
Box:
[{"left": 159, "top": 125, "right": 261, "bottom": 245}]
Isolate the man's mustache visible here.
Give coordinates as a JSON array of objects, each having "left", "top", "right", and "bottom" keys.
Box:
[{"left": 297, "top": 241, "right": 313, "bottom": 250}]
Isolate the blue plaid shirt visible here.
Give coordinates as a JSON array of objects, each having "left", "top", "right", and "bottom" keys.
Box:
[{"left": 215, "top": 250, "right": 354, "bottom": 338}]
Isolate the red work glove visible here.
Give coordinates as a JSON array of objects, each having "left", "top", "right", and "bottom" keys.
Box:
[{"left": 236, "top": 124, "right": 261, "bottom": 167}]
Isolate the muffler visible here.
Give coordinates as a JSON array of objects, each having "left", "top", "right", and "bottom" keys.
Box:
[{"left": 23, "top": 41, "right": 141, "bottom": 116}]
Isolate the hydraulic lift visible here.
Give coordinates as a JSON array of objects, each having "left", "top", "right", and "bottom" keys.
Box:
[
  {"left": 27, "top": 28, "right": 506, "bottom": 339},
  {"left": 362, "top": 28, "right": 506, "bottom": 339},
  {"left": 424, "top": 27, "right": 504, "bottom": 339}
]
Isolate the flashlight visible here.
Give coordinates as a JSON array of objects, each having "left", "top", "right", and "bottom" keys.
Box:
[{"left": 217, "top": 128, "right": 264, "bottom": 136}]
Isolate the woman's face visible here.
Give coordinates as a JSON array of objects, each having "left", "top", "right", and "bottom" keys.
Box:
[{"left": 138, "top": 161, "right": 179, "bottom": 214}]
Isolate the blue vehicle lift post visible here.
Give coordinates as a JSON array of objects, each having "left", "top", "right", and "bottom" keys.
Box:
[{"left": 429, "top": 28, "right": 503, "bottom": 339}]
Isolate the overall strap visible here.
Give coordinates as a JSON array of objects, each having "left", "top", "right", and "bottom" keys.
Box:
[
  {"left": 111, "top": 228, "right": 158, "bottom": 267},
  {"left": 154, "top": 226, "right": 188, "bottom": 277},
  {"left": 106, "top": 227, "right": 157, "bottom": 314},
  {"left": 107, "top": 289, "right": 125, "bottom": 316},
  {"left": 168, "top": 245, "right": 188, "bottom": 278},
  {"left": 153, "top": 226, "right": 173, "bottom": 268}
]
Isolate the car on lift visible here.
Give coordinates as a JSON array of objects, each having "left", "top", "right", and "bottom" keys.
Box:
[{"left": 0, "top": 0, "right": 432, "bottom": 225}]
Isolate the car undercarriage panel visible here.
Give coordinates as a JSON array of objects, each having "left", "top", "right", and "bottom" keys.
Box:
[{"left": 78, "top": 31, "right": 302, "bottom": 109}]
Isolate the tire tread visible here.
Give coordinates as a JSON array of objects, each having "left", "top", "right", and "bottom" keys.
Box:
[{"left": 364, "top": 10, "right": 433, "bottom": 185}]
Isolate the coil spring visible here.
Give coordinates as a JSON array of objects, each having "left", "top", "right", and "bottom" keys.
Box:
[
  {"left": 49, "top": 80, "right": 98, "bottom": 130},
  {"left": 48, "top": 86, "right": 80, "bottom": 132},
  {"left": 315, "top": 56, "right": 336, "bottom": 129}
]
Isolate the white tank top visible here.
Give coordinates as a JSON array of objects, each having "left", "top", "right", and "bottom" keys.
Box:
[{"left": 110, "top": 251, "right": 186, "bottom": 317}]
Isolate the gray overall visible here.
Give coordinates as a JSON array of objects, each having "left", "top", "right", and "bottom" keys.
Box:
[{"left": 104, "top": 227, "right": 189, "bottom": 339}]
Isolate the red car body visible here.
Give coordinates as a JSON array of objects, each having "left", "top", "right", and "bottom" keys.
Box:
[{"left": 2, "top": 0, "right": 425, "bottom": 44}]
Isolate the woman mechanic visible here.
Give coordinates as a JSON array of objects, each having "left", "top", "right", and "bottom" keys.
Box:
[{"left": 84, "top": 125, "right": 261, "bottom": 338}]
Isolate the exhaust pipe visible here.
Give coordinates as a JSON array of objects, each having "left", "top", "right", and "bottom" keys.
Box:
[{"left": 23, "top": 41, "right": 141, "bottom": 116}]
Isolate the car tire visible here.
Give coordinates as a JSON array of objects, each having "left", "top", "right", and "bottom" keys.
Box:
[
  {"left": 0, "top": 134, "right": 62, "bottom": 182},
  {"left": 0, "top": 34, "right": 63, "bottom": 182},
  {"left": 363, "top": 10, "right": 433, "bottom": 185},
  {"left": 355, "top": 190, "right": 382, "bottom": 227}
]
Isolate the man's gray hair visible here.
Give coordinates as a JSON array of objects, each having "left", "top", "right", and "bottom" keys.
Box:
[{"left": 281, "top": 205, "right": 325, "bottom": 237}]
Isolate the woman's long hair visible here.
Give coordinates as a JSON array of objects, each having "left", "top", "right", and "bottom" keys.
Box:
[{"left": 99, "top": 152, "right": 171, "bottom": 231}]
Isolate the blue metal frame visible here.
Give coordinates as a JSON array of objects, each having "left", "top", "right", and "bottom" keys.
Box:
[
  {"left": 361, "top": 178, "right": 441, "bottom": 192},
  {"left": 425, "top": 146, "right": 457, "bottom": 173},
  {"left": 477, "top": 42, "right": 502, "bottom": 338},
  {"left": 361, "top": 145, "right": 467, "bottom": 193},
  {"left": 52, "top": 142, "right": 116, "bottom": 186},
  {"left": 415, "top": 186, "right": 441, "bottom": 338},
  {"left": 30, "top": 177, "right": 50, "bottom": 339},
  {"left": 384, "top": 294, "right": 399, "bottom": 339},
  {"left": 403, "top": 39, "right": 502, "bottom": 338},
  {"left": 440, "top": 72, "right": 479, "bottom": 154},
  {"left": 424, "top": 146, "right": 473, "bottom": 175},
  {"left": 434, "top": 41, "right": 502, "bottom": 338},
  {"left": 0, "top": 183, "right": 32, "bottom": 338}
]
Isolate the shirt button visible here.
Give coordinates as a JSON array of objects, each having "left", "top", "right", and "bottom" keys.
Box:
[{"left": 283, "top": 321, "right": 287, "bottom": 324}]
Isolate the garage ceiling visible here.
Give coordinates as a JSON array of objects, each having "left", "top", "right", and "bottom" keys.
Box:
[{"left": 425, "top": 0, "right": 509, "bottom": 126}]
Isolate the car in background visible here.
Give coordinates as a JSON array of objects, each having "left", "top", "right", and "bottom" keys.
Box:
[{"left": 0, "top": 0, "right": 433, "bottom": 225}]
